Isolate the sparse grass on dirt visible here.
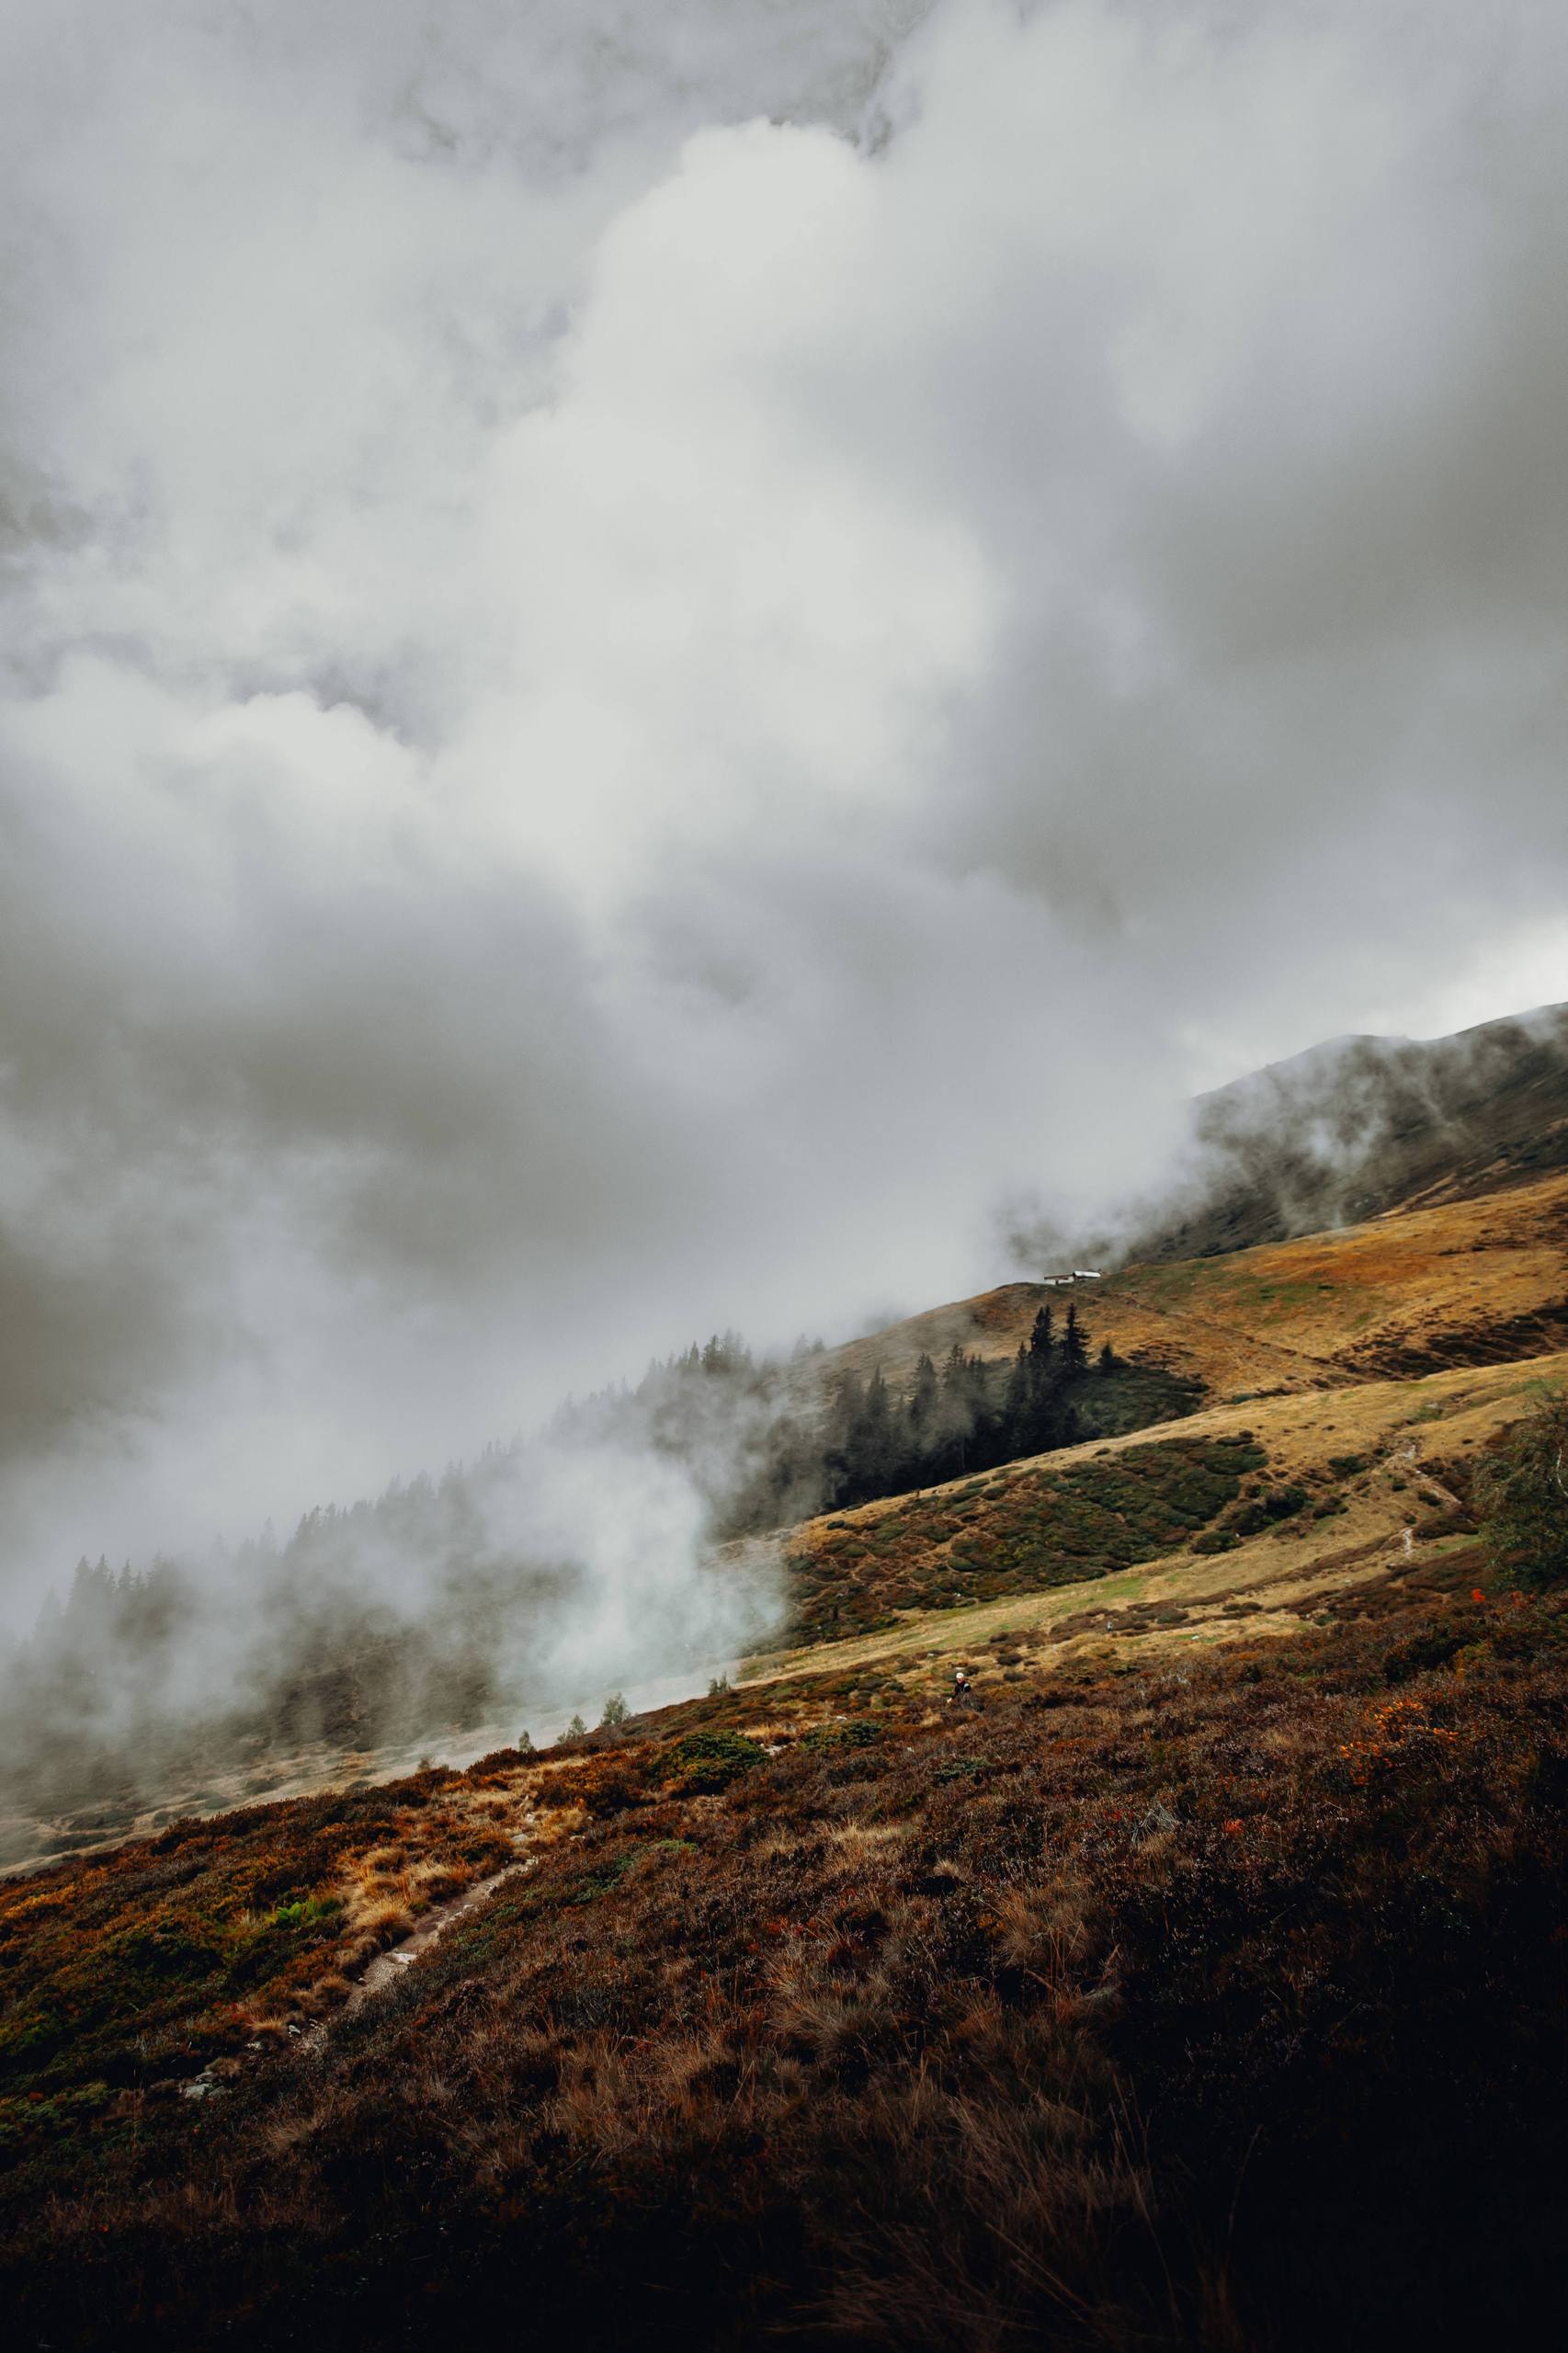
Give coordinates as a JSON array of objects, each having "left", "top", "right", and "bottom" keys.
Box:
[{"left": 1113, "top": 1169, "right": 1568, "bottom": 1378}]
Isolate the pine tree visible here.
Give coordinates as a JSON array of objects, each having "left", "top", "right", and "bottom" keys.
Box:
[
  {"left": 908, "top": 1352, "right": 939, "bottom": 1445},
  {"left": 1003, "top": 1345, "right": 1030, "bottom": 1449},
  {"left": 934, "top": 1343, "right": 979, "bottom": 1476},
  {"left": 824, "top": 1370, "right": 867, "bottom": 1507},
  {"left": 858, "top": 1367, "right": 898, "bottom": 1499},
  {"left": 1062, "top": 1302, "right": 1089, "bottom": 1374},
  {"left": 963, "top": 1351, "right": 1002, "bottom": 1470}
]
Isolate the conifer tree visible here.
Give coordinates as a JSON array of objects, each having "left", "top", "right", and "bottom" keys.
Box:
[
  {"left": 962, "top": 1350, "right": 1002, "bottom": 1470},
  {"left": 1062, "top": 1302, "right": 1088, "bottom": 1374},
  {"left": 1003, "top": 1344, "right": 1030, "bottom": 1447},
  {"left": 858, "top": 1367, "right": 898, "bottom": 1498},
  {"left": 923, "top": 1343, "right": 972, "bottom": 1478},
  {"left": 908, "top": 1351, "right": 939, "bottom": 1444}
]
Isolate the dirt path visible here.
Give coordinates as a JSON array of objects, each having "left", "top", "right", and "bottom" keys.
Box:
[
  {"left": 175, "top": 1847, "right": 542, "bottom": 2097},
  {"left": 337, "top": 1856, "right": 535, "bottom": 2018}
]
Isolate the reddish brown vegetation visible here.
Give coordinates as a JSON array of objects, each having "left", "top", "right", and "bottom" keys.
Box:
[
  {"left": 4, "top": 1560, "right": 1568, "bottom": 2349},
  {"left": 0, "top": 1768, "right": 514, "bottom": 2159}
]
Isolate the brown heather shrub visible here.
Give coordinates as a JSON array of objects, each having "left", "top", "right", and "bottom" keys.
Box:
[
  {"left": 5, "top": 1569, "right": 1568, "bottom": 2348},
  {"left": 0, "top": 1762, "right": 516, "bottom": 2171}
]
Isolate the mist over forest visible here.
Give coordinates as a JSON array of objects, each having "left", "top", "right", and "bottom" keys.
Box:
[
  {"left": 6, "top": 989, "right": 1567, "bottom": 1856},
  {"left": 2, "top": 1278, "right": 1178, "bottom": 1846}
]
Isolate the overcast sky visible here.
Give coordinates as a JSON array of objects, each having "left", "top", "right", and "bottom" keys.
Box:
[{"left": 2, "top": 0, "right": 1565, "bottom": 1609}]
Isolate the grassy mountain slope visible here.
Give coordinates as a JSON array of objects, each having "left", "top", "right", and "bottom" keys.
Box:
[
  {"left": 820, "top": 1163, "right": 1568, "bottom": 1405},
  {"left": 758, "top": 1347, "right": 1559, "bottom": 1670},
  {"left": 4, "top": 1014, "right": 1568, "bottom": 2345},
  {"left": 752, "top": 1168, "right": 1568, "bottom": 1659},
  {"left": 7, "top": 1159, "right": 1562, "bottom": 1875}
]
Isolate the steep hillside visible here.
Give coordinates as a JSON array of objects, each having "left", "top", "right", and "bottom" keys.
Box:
[
  {"left": 8, "top": 1162, "right": 1560, "bottom": 1879},
  {"left": 751, "top": 1169, "right": 1568, "bottom": 1672},
  {"left": 819, "top": 1165, "right": 1568, "bottom": 1407},
  {"left": 759, "top": 1348, "right": 1561, "bottom": 1672},
  {"left": 5, "top": 1567, "right": 1568, "bottom": 2352},
  {"left": 3, "top": 1045, "right": 1568, "bottom": 2347}
]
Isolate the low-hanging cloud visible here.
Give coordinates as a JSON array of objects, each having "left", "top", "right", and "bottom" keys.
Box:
[
  {"left": 2, "top": 0, "right": 1566, "bottom": 1624},
  {"left": 0, "top": 1400, "right": 787, "bottom": 1839}
]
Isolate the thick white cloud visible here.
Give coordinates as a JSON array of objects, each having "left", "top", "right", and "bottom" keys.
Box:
[{"left": 0, "top": 0, "right": 1564, "bottom": 1605}]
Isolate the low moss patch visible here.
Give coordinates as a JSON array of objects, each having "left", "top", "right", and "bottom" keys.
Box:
[{"left": 666, "top": 1731, "right": 766, "bottom": 1792}]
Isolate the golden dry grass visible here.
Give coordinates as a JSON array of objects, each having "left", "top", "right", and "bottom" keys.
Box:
[
  {"left": 820, "top": 1167, "right": 1568, "bottom": 1404},
  {"left": 742, "top": 1347, "right": 1568, "bottom": 1699}
]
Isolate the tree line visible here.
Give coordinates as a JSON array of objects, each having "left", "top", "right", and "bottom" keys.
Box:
[
  {"left": 603, "top": 1301, "right": 1121, "bottom": 1534},
  {"left": 813, "top": 1300, "right": 1113, "bottom": 1512},
  {"left": 564, "top": 1303, "right": 1119, "bottom": 1533}
]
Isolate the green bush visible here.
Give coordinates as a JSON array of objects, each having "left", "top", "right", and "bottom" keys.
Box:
[
  {"left": 801, "top": 1718, "right": 880, "bottom": 1753},
  {"left": 1476, "top": 1390, "right": 1568, "bottom": 1589},
  {"left": 667, "top": 1731, "right": 766, "bottom": 1791},
  {"left": 269, "top": 1894, "right": 341, "bottom": 1932}
]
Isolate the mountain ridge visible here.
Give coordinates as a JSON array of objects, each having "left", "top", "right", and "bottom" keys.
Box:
[{"left": 1135, "top": 997, "right": 1568, "bottom": 1260}]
